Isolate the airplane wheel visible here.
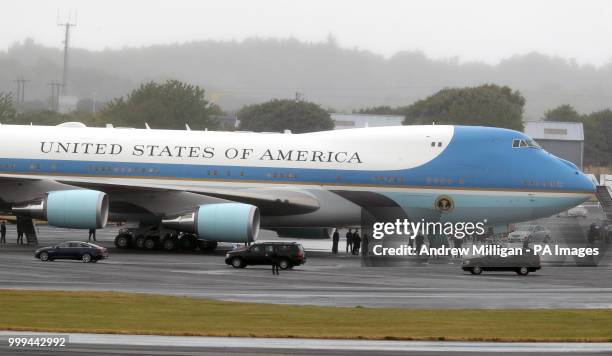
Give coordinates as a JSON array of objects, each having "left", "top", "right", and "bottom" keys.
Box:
[
  {"left": 180, "top": 234, "right": 197, "bottom": 251},
  {"left": 144, "top": 237, "right": 157, "bottom": 250},
  {"left": 134, "top": 235, "right": 146, "bottom": 249},
  {"left": 114, "top": 234, "right": 131, "bottom": 249},
  {"left": 162, "top": 237, "right": 177, "bottom": 251}
]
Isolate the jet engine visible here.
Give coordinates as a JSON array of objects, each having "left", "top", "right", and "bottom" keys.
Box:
[
  {"left": 162, "top": 203, "right": 259, "bottom": 243},
  {"left": 12, "top": 189, "right": 109, "bottom": 229}
]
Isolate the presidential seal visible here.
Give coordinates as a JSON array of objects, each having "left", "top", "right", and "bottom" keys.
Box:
[{"left": 435, "top": 195, "right": 454, "bottom": 212}]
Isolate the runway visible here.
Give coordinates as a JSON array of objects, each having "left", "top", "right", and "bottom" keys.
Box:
[
  {"left": 1, "top": 331, "right": 611, "bottom": 355},
  {"left": 0, "top": 224, "right": 611, "bottom": 308}
]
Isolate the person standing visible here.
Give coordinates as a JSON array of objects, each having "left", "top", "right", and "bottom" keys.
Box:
[
  {"left": 345, "top": 229, "right": 353, "bottom": 254},
  {"left": 332, "top": 230, "right": 339, "bottom": 254},
  {"left": 267, "top": 246, "right": 280, "bottom": 275},
  {"left": 16, "top": 226, "right": 23, "bottom": 245},
  {"left": 352, "top": 229, "right": 361, "bottom": 255},
  {"left": 587, "top": 223, "right": 599, "bottom": 248},
  {"left": 361, "top": 233, "right": 369, "bottom": 257},
  {"left": 88, "top": 228, "right": 97, "bottom": 242},
  {"left": 0, "top": 221, "right": 6, "bottom": 244}
]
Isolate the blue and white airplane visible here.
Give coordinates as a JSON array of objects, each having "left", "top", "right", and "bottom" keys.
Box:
[{"left": 0, "top": 122, "right": 594, "bottom": 249}]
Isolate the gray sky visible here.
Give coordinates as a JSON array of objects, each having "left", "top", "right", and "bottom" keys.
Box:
[{"left": 2, "top": 0, "right": 612, "bottom": 65}]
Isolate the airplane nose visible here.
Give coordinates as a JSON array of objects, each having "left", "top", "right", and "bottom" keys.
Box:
[
  {"left": 554, "top": 156, "right": 595, "bottom": 193},
  {"left": 575, "top": 170, "right": 596, "bottom": 193}
]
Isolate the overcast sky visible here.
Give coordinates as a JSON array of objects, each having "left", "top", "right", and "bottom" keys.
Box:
[{"left": 2, "top": 0, "right": 612, "bottom": 65}]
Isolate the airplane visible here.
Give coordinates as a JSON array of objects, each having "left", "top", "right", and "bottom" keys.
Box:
[{"left": 0, "top": 122, "right": 595, "bottom": 251}]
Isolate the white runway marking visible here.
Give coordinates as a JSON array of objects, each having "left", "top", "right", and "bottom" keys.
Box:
[{"left": 0, "top": 331, "right": 611, "bottom": 353}]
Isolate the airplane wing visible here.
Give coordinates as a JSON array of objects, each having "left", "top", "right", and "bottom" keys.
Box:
[{"left": 0, "top": 173, "right": 320, "bottom": 218}]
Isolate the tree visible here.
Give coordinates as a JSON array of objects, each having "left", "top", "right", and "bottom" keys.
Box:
[
  {"left": 400, "top": 85, "right": 526, "bottom": 131},
  {"left": 582, "top": 109, "right": 612, "bottom": 167},
  {"left": 101, "top": 80, "right": 220, "bottom": 130},
  {"left": 0, "top": 92, "right": 16, "bottom": 119},
  {"left": 238, "top": 99, "right": 334, "bottom": 133},
  {"left": 2, "top": 109, "right": 101, "bottom": 127},
  {"left": 543, "top": 104, "right": 582, "bottom": 122}
]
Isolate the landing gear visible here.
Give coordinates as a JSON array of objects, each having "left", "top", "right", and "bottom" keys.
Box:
[
  {"left": 179, "top": 233, "right": 198, "bottom": 251},
  {"left": 161, "top": 233, "right": 178, "bottom": 251},
  {"left": 112, "top": 226, "right": 218, "bottom": 254},
  {"left": 114, "top": 233, "right": 132, "bottom": 249},
  {"left": 199, "top": 240, "right": 218, "bottom": 252},
  {"left": 134, "top": 235, "right": 147, "bottom": 249}
]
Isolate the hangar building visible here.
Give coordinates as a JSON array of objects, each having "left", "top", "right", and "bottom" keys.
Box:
[{"left": 524, "top": 121, "right": 584, "bottom": 169}]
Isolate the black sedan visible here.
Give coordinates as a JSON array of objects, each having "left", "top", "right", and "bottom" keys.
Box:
[{"left": 34, "top": 241, "right": 108, "bottom": 263}]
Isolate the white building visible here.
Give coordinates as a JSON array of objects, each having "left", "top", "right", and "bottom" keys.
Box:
[
  {"left": 524, "top": 121, "right": 584, "bottom": 169},
  {"left": 331, "top": 113, "right": 404, "bottom": 130}
]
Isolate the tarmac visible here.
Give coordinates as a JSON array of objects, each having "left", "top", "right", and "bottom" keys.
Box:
[
  {"left": 0, "top": 222, "right": 611, "bottom": 309},
  {"left": 1, "top": 331, "right": 612, "bottom": 355},
  {"left": 0, "top": 207, "right": 611, "bottom": 354}
]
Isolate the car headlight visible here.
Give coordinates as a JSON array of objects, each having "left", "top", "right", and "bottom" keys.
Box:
[
  {"left": 225, "top": 253, "right": 229, "bottom": 258},
  {"left": 462, "top": 259, "right": 470, "bottom": 265}
]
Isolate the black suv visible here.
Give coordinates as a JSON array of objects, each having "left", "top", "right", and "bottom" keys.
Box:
[
  {"left": 225, "top": 242, "right": 306, "bottom": 269},
  {"left": 462, "top": 250, "right": 541, "bottom": 275}
]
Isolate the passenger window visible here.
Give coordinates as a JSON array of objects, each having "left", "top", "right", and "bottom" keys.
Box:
[{"left": 251, "top": 245, "right": 262, "bottom": 253}]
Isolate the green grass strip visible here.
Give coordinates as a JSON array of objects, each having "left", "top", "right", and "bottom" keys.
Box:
[{"left": 0, "top": 289, "right": 611, "bottom": 342}]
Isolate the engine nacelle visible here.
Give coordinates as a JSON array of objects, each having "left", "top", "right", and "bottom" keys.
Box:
[
  {"left": 162, "top": 203, "right": 259, "bottom": 243},
  {"left": 13, "top": 189, "right": 109, "bottom": 229}
]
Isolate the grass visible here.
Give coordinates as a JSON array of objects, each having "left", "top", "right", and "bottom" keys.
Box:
[{"left": 0, "top": 289, "right": 611, "bottom": 342}]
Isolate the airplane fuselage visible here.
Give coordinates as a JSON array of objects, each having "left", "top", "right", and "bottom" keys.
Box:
[{"left": 0, "top": 123, "right": 595, "bottom": 229}]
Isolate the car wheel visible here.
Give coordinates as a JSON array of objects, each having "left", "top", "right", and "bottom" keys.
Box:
[
  {"left": 278, "top": 258, "right": 290, "bottom": 270},
  {"left": 39, "top": 252, "right": 49, "bottom": 262},
  {"left": 114, "top": 234, "right": 131, "bottom": 249},
  {"left": 231, "top": 257, "right": 245, "bottom": 268},
  {"left": 135, "top": 235, "right": 146, "bottom": 249},
  {"left": 471, "top": 265, "right": 483, "bottom": 275},
  {"left": 162, "top": 238, "right": 176, "bottom": 251},
  {"left": 516, "top": 267, "right": 529, "bottom": 276},
  {"left": 81, "top": 253, "right": 92, "bottom": 263},
  {"left": 144, "top": 238, "right": 157, "bottom": 250}
]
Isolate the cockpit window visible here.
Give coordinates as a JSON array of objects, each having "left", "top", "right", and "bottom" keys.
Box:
[
  {"left": 526, "top": 139, "right": 541, "bottom": 148},
  {"left": 512, "top": 139, "right": 541, "bottom": 149}
]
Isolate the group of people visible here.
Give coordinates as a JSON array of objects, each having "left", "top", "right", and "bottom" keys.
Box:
[
  {"left": 0, "top": 221, "right": 27, "bottom": 244},
  {"left": 0, "top": 221, "right": 25, "bottom": 245},
  {"left": 331, "top": 228, "right": 367, "bottom": 255}
]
